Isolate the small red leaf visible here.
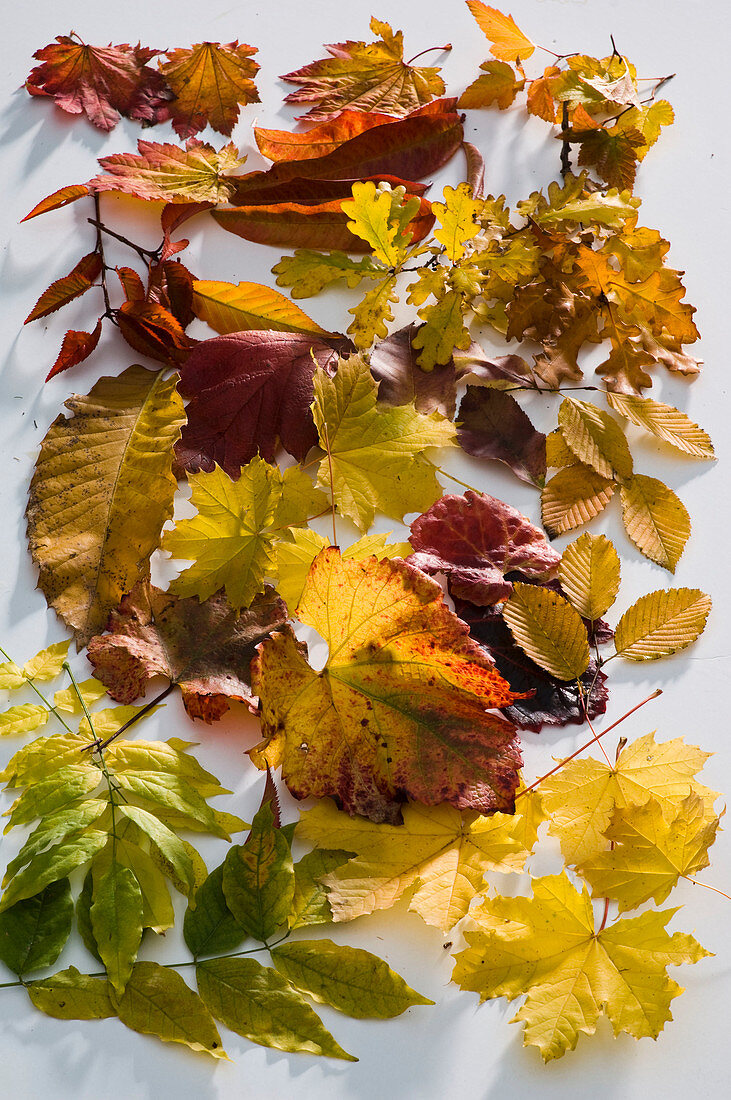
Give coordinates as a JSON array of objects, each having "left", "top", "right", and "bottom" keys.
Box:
[
  {"left": 24, "top": 252, "right": 102, "bottom": 324},
  {"left": 22, "top": 184, "right": 90, "bottom": 222},
  {"left": 45, "top": 320, "right": 103, "bottom": 381}
]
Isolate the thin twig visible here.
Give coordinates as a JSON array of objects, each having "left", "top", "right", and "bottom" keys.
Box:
[
  {"left": 88, "top": 683, "right": 176, "bottom": 752},
  {"left": 92, "top": 195, "right": 114, "bottom": 320}
]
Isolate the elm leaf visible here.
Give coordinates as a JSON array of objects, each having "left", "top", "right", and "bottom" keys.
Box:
[
  {"left": 606, "top": 392, "right": 714, "bottom": 459},
  {"left": 620, "top": 474, "right": 690, "bottom": 572},
  {"left": 542, "top": 465, "right": 615, "bottom": 537},
  {"left": 614, "top": 588, "right": 711, "bottom": 661},
  {"left": 558, "top": 397, "right": 633, "bottom": 481},
  {"left": 559, "top": 533, "right": 621, "bottom": 622},
  {"left": 502, "top": 581, "right": 591, "bottom": 682}
]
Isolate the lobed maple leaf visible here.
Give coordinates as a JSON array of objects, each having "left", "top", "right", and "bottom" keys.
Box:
[
  {"left": 87, "top": 581, "right": 289, "bottom": 722},
  {"left": 175, "top": 330, "right": 344, "bottom": 477},
  {"left": 311, "top": 354, "right": 456, "bottom": 531},
  {"left": 459, "top": 60, "right": 524, "bottom": 110},
  {"left": 91, "top": 140, "right": 245, "bottom": 204},
  {"left": 162, "top": 458, "right": 327, "bottom": 611},
  {"left": 158, "top": 42, "right": 260, "bottom": 138},
  {"left": 251, "top": 549, "right": 524, "bottom": 823},
  {"left": 26, "top": 36, "right": 171, "bottom": 131},
  {"left": 297, "top": 798, "right": 528, "bottom": 932},
  {"left": 452, "top": 872, "right": 710, "bottom": 1061},
  {"left": 408, "top": 490, "right": 560, "bottom": 606},
  {"left": 280, "top": 17, "right": 447, "bottom": 122}
]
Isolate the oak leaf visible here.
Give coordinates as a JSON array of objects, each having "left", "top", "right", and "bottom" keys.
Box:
[
  {"left": 408, "top": 490, "right": 560, "bottom": 606},
  {"left": 162, "top": 458, "right": 327, "bottom": 611},
  {"left": 26, "top": 36, "right": 171, "bottom": 131},
  {"left": 577, "top": 794, "right": 721, "bottom": 912},
  {"left": 158, "top": 42, "right": 260, "bottom": 138},
  {"left": 297, "top": 798, "right": 527, "bottom": 932},
  {"left": 87, "top": 581, "right": 288, "bottom": 722},
  {"left": 91, "top": 140, "right": 244, "bottom": 204},
  {"left": 175, "top": 331, "right": 342, "bottom": 476},
  {"left": 452, "top": 872, "right": 710, "bottom": 1061},
  {"left": 341, "top": 181, "right": 421, "bottom": 265},
  {"left": 540, "top": 731, "right": 718, "bottom": 865},
  {"left": 26, "top": 366, "right": 184, "bottom": 645},
  {"left": 280, "top": 17, "right": 447, "bottom": 121},
  {"left": 311, "top": 354, "right": 456, "bottom": 531},
  {"left": 251, "top": 549, "right": 523, "bottom": 823}
]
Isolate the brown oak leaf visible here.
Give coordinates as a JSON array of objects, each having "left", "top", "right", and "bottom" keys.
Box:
[{"left": 87, "top": 581, "right": 288, "bottom": 722}]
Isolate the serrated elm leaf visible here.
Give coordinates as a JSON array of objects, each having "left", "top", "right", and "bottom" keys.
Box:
[
  {"left": 502, "top": 581, "right": 590, "bottom": 681},
  {"left": 559, "top": 533, "right": 621, "bottom": 622},
  {"left": 606, "top": 392, "right": 714, "bottom": 458},
  {"left": 620, "top": 475, "right": 690, "bottom": 571},
  {"left": 542, "top": 465, "right": 615, "bottom": 537},
  {"left": 614, "top": 588, "right": 711, "bottom": 661}
]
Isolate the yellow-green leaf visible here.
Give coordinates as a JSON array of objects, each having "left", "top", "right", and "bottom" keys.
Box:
[
  {"left": 347, "top": 275, "right": 398, "bottom": 348},
  {"left": 288, "top": 850, "right": 351, "bottom": 930},
  {"left": 27, "top": 366, "right": 184, "bottom": 645},
  {"left": 0, "top": 879, "right": 73, "bottom": 975},
  {"left": 432, "top": 183, "right": 482, "bottom": 261},
  {"left": 222, "top": 801, "right": 294, "bottom": 943},
  {"left": 192, "top": 279, "right": 332, "bottom": 337},
  {"left": 90, "top": 860, "right": 144, "bottom": 994},
  {"left": 196, "top": 956, "right": 356, "bottom": 1060},
  {"left": 0, "top": 704, "right": 48, "bottom": 738},
  {"left": 606, "top": 392, "right": 714, "bottom": 459},
  {"left": 115, "top": 960, "right": 225, "bottom": 1058},
  {"left": 614, "top": 587, "right": 711, "bottom": 661},
  {"left": 619, "top": 474, "right": 690, "bottom": 572},
  {"left": 559, "top": 533, "right": 621, "bottom": 621},
  {"left": 559, "top": 396, "right": 633, "bottom": 481},
  {"left": 542, "top": 465, "right": 614, "bottom": 537},
  {"left": 502, "top": 581, "right": 590, "bottom": 681},
  {"left": 183, "top": 863, "right": 247, "bottom": 957},
  {"left": 53, "top": 678, "right": 107, "bottom": 713},
  {"left": 413, "top": 289, "right": 472, "bottom": 369},
  {"left": 0, "top": 661, "right": 25, "bottom": 690},
  {"left": 4, "top": 763, "right": 100, "bottom": 832},
  {"left": 271, "top": 939, "right": 433, "bottom": 1018},
  {"left": 116, "top": 804, "right": 196, "bottom": 895},
  {"left": 341, "top": 181, "right": 419, "bottom": 266},
  {"left": 27, "top": 965, "right": 116, "bottom": 1020},
  {"left": 22, "top": 641, "right": 71, "bottom": 681},
  {"left": 0, "top": 831, "right": 108, "bottom": 913}
]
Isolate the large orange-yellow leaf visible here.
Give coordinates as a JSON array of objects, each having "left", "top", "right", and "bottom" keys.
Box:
[
  {"left": 452, "top": 872, "right": 710, "bottom": 1061},
  {"left": 297, "top": 797, "right": 529, "bottom": 932},
  {"left": 26, "top": 367, "right": 184, "bottom": 646},
  {"left": 191, "top": 280, "right": 332, "bottom": 337},
  {"left": 466, "top": 2, "right": 535, "bottom": 61},
  {"left": 159, "top": 42, "right": 260, "bottom": 138},
  {"left": 251, "top": 549, "right": 523, "bottom": 823}
]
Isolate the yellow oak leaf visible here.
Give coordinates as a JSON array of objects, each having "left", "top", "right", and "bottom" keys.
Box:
[
  {"left": 347, "top": 275, "right": 398, "bottom": 349},
  {"left": 539, "top": 731, "right": 718, "bottom": 865},
  {"left": 251, "top": 549, "right": 523, "bottom": 823},
  {"left": 431, "top": 184, "right": 483, "bottom": 262},
  {"left": 311, "top": 354, "right": 456, "bottom": 530},
  {"left": 577, "top": 794, "right": 721, "bottom": 912},
  {"left": 341, "top": 181, "right": 420, "bottom": 266},
  {"left": 163, "top": 458, "right": 327, "bottom": 610},
  {"left": 413, "top": 289, "right": 472, "bottom": 369},
  {"left": 297, "top": 797, "right": 528, "bottom": 932},
  {"left": 459, "top": 60, "right": 523, "bottom": 110},
  {"left": 452, "top": 872, "right": 711, "bottom": 1061}
]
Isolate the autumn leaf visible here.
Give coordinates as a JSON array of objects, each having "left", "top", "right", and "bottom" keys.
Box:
[
  {"left": 431, "top": 183, "right": 483, "bottom": 261},
  {"left": 408, "top": 490, "right": 560, "bottom": 605},
  {"left": 577, "top": 794, "right": 721, "bottom": 913},
  {"left": 115, "top": 961, "right": 225, "bottom": 1057},
  {"left": 115, "top": 301, "right": 195, "bottom": 366},
  {"left": 223, "top": 799, "right": 294, "bottom": 944},
  {"left": 606, "top": 392, "right": 714, "bottom": 459},
  {"left": 255, "top": 110, "right": 400, "bottom": 162},
  {"left": 228, "top": 172, "right": 427, "bottom": 208},
  {"left": 297, "top": 798, "right": 528, "bottom": 931},
  {"left": 311, "top": 353, "right": 456, "bottom": 531},
  {"left": 191, "top": 281, "right": 333, "bottom": 338},
  {"left": 454, "top": 600, "right": 609, "bottom": 732},
  {"left": 251, "top": 549, "right": 523, "bottom": 823},
  {"left": 413, "top": 290, "right": 472, "bottom": 369},
  {"left": 162, "top": 459, "right": 325, "bottom": 610},
  {"left": 369, "top": 324, "right": 460, "bottom": 418},
  {"left": 452, "top": 872, "right": 710, "bottom": 1061},
  {"left": 26, "top": 36, "right": 171, "bottom": 131},
  {"left": 22, "top": 184, "right": 90, "bottom": 223},
  {"left": 614, "top": 588, "right": 711, "bottom": 661},
  {"left": 90, "top": 140, "right": 245, "bottom": 204},
  {"left": 459, "top": 60, "right": 523, "bottom": 110},
  {"left": 26, "top": 367, "right": 184, "bottom": 645},
  {"left": 46, "top": 321, "right": 103, "bottom": 381},
  {"left": 559, "top": 533, "right": 621, "bottom": 622},
  {"left": 456, "top": 387, "right": 547, "bottom": 486},
  {"left": 620, "top": 474, "right": 690, "bottom": 571},
  {"left": 158, "top": 42, "right": 260, "bottom": 138},
  {"left": 466, "top": 3, "right": 535, "bottom": 62},
  {"left": 542, "top": 465, "right": 615, "bottom": 537},
  {"left": 558, "top": 397, "right": 633, "bottom": 482},
  {"left": 175, "top": 331, "right": 343, "bottom": 476},
  {"left": 502, "top": 582, "right": 591, "bottom": 681},
  {"left": 273, "top": 250, "right": 382, "bottom": 299},
  {"left": 280, "top": 17, "right": 447, "bottom": 121},
  {"left": 87, "top": 581, "right": 288, "bottom": 722},
  {"left": 24, "top": 253, "right": 102, "bottom": 325},
  {"left": 540, "top": 731, "right": 718, "bottom": 865},
  {"left": 341, "top": 181, "right": 421, "bottom": 265}
]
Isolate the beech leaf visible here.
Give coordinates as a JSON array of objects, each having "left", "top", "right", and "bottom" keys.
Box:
[
  {"left": 175, "top": 331, "right": 342, "bottom": 475},
  {"left": 559, "top": 533, "right": 621, "bottom": 622},
  {"left": 408, "top": 490, "right": 560, "bottom": 606},
  {"left": 614, "top": 588, "right": 712, "bottom": 661},
  {"left": 158, "top": 42, "right": 260, "bottom": 138},
  {"left": 280, "top": 17, "right": 447, "bottom": 121},
  {"left": 542, "top": 465, "right": 615, "bottom": 537},
  {"left": 558, "top": 397, "right": 633, "bottom": 481},
  {"left": 26, "top": 366, "right": 184, "bottom": 645},
  {"left": 606, "top": 392, "right": 714, "bottom": 459},
  {"left": 502, "top": 581, "right": 591, "bottom": 681},
  {"left": 452, "top": 872, "right": 710, "bottom": 1062},
  {"left": 251, "top": 549, "right": 523, "bottom": 823},
  {"left": 270, "top": 939, "right": 433, "bottom": 1018},
  {"left": 87, "top": 581, "right": 288, "bottom": 722}
]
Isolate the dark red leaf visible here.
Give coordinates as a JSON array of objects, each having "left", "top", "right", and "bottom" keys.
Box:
[
  {"left": 175, "top": 330, "right": 346, "bottom": 476},
  {"left": 369, "top": 324, "right": 459, "bottom": 417},
  {"left": 45, "top": 320, "right": 103, "bottom": 381},
  {"left": 116, "top": 266, "right": 146, "bottom": 303},
  {"left": 24, "top": 252, "right": 102, "bottom": 324},
  {"left": 160, "top": 201, "right": 211, "bottom": 261},
  {"left": 457, "top": 386, "right": 547, "bottom": 485},
  {"left": 147, "top": 261, "right": 196, "bottom": 328},
  {"left": 116, "top": 300, "right": 196, "bottom": 365},
  {"left": 453, "top": 341, "right": 534, "bottom": 386},
  {"left": 227, "top": 173, "right": 427, "bottom": 206}
]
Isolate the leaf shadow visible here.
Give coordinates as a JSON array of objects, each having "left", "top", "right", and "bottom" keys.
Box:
[{"left": 0, "top": 89, "right": 109, "bottom": 174}]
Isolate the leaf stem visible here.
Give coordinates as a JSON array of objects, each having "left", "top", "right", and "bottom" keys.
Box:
[
  {"left": 685, "top": 876, "right": 731, "bottom": 903},
  {"left": 90, "top": 683, "right": 175, "bottom": 752},
  {"left": 428, "top": 462, "right": 483, "bottom": 497},
  {"left": 322, "top": 422, "right": 338, "bottom": 547},
  {"left": 516, "top": 687, "right": 662, "bottom": 799},
  {"left": 405, "top": 44, "right": 452, "bottom": 66},
  {"left": 0, "top": 645, "right": 74, "bottom": 733},
  {"left": 63, "top": 661, "right": 121, "bottom": 847}
]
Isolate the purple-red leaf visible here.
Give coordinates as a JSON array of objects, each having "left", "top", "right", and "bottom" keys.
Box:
[
  {"left": 116, "top": 301, "right": 196, "bottom": 365},
  {"left": 457, "top": 386, "right": 547, "bottom": 485},
  {"left": 46, "top": 320, "right": 103, "bottom": 381},
  {"left": 408, "top": 491, "right": 560, "bottom": 605},
  {"left": 22, "top": 184, "right": 90, "bottom": 222},
  {"left": 175, "top": 331, "right": 344, "bottom": 476},
  {"left": 24, "top": 252, "right": 102, "bottom": 324},
  {"left": 369, "top": 324, "right": 459, "bottom": 418},
  {"left": 87, "top": 581, "right": 288, "bottom": 722}
]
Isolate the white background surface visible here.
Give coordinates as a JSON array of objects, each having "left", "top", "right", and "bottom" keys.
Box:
[{"left": 1, "top": 1, "right": 730, "bottom": 1097}]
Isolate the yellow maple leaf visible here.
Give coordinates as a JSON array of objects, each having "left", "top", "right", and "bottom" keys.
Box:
[
  {"left": 251, "top": 548, "right": 523, "bottom": 822},
  {"left": 452, "top": 872, "right": 711, "bottom": 1061},
  {"left": 159, "top": 41, "right": 260, "bottom": 138},
  {"left": 297, "top": 797, "right": 528, "bottom": 932},
  {"left": 311, "top": 354, "right": 455, "bottom": 530},
  {"left": 577, "top": 794, "right": 721, "bottom": 912},
  {"left": 540, "top": 731, "right": 718, "bottom": 865}
]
